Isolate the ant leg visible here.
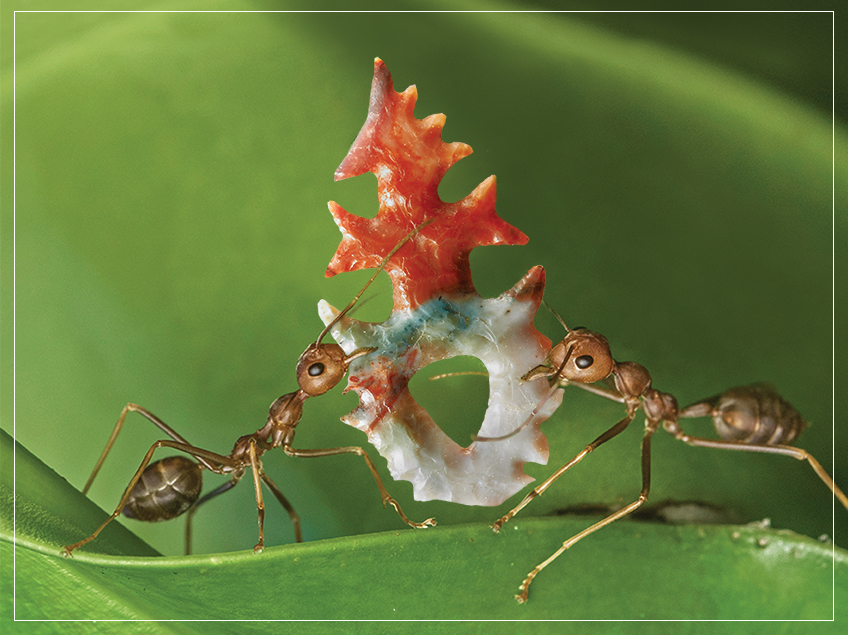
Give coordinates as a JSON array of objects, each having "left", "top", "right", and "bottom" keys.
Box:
[
  {"left": 182, "top": 469, "right": 303, "bottom": 554},
  {"left": 284, "top": 444, "right": 436, "bottom": 529},
  {"left": 83, "top": 404, "right": 217, "bottom": 495},
  {"left": 247, "top": 442, "right": 266, "bottom": 553},
  {"left": 260, "top": 472, "right": 303, "bottom": 543},
  {"left": 492, "top": 407, "right": 637, "bottom": 532},
  {"left": 515, "top": 421, "right": 659, "bottom": 604},
  {"left": 567, "top": 381, "right": 626, "bottom": 404},
  {"left": 663, "top": 420, "right": 848, "bottom": 511},
  {"left": 63, "top": 439, "right": 234, "bottom": 557},
  {"left": 184, "top": 478, "right": 240, "bottom": 555}
]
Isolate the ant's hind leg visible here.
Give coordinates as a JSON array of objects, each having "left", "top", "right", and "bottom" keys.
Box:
[
  {"left": 670, "top": 385, "right": 846, "bottom": 509},
  {"left": 664, "top": 419, "right": 848, "bottom": 511},
  {"left": 83, "top": 403, "right": 211, "bottom": 495},
  {"left": 64, "top": 439, "right": 234, "bottom": 557}
]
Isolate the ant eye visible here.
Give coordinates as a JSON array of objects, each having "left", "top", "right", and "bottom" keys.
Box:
[
  {"left": 308, "top": 363, "right": 325, "bottom": 377},
  {"left": 575, "top": 355, "right": 594, "bottom": 369}
]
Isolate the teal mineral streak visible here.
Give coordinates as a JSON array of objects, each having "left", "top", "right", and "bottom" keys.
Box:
[
  {"left": 348, "top": 296, "right": 482, "bottom": 361},
  {"left": 389, "top": 297, "right": 481, "bottom": 351}
]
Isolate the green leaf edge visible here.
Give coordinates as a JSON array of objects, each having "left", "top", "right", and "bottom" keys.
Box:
[{"left": 3, "top": 429, "right": 847, "bottom": 625}]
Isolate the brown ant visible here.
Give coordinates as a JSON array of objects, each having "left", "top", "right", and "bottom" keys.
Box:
[
  {"left": 478, "top": 303, "right": 846, "bottom": 603},
  {"left": 62, "top": 220, "right": 437, "bottom": 558}
]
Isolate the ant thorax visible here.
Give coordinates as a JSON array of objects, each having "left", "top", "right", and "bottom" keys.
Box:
[{"left": 315, "top": 59, "right": 563, "bottom": 506}]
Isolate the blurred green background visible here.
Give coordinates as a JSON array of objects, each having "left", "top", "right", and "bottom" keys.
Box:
[{"left": 0, "top": 0, "right": 844, "bottom": 624}]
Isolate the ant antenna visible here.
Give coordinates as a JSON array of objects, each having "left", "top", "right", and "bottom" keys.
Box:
[
  {"left": 543, "top": 300, "right": 570, "bottom": 333},
  {"left": 315, "top": 217, "right": 436, "bottom": 346}
]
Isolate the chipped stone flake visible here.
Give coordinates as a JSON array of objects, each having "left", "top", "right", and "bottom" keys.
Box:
[{"left": 319, "top": 59, "right": 561, "bottom": 506}]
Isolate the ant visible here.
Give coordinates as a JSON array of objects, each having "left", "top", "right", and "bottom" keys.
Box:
[
  {"left": 62, "top": 219, "right": 437, "bottom": 558},
  {"left": 477, "top": 303, "right": 846, "bottom": 603}
]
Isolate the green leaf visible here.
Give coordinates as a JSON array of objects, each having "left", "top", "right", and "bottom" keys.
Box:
[
  {"left": 2, "top": 2, "right": 843, "bottom": 629},
  {"left": 3, "top": 430, "right": 847, "bottom": 624}
]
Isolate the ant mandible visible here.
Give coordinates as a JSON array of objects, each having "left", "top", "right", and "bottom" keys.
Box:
[
  {"left": 62, "top": 219, "right": 437, "bottom": 558},
  {"left": 478, "top": 303, "right": 846, "bottom": 603}
]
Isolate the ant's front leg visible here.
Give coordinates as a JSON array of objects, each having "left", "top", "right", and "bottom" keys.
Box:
[
  {"left": 283, "top": 443, "right": 436, "bottom": 530},
  {"left": 492, "top": 402, "right": 639, "bottom": 533}
]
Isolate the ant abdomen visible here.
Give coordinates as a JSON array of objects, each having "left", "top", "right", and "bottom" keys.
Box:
[
  {"left": 122, "top": 455, "right": 203, "bottom": 522},
  {"left": 682, "top": 383, "right": 807, "bottom": 446}
]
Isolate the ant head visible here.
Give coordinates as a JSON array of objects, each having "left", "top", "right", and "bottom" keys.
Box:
[
  {"left": 549, "top": 329, "right": 615, "bottom": 384},
  {"left": 296, "top": 343, "right": 347, "bottom": 396},
  {"left": 523, "top": 303, "right": 616, "bottom": 384},
  {"left": 296, "top": 342, "right": 375, "bottom": 397}
]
